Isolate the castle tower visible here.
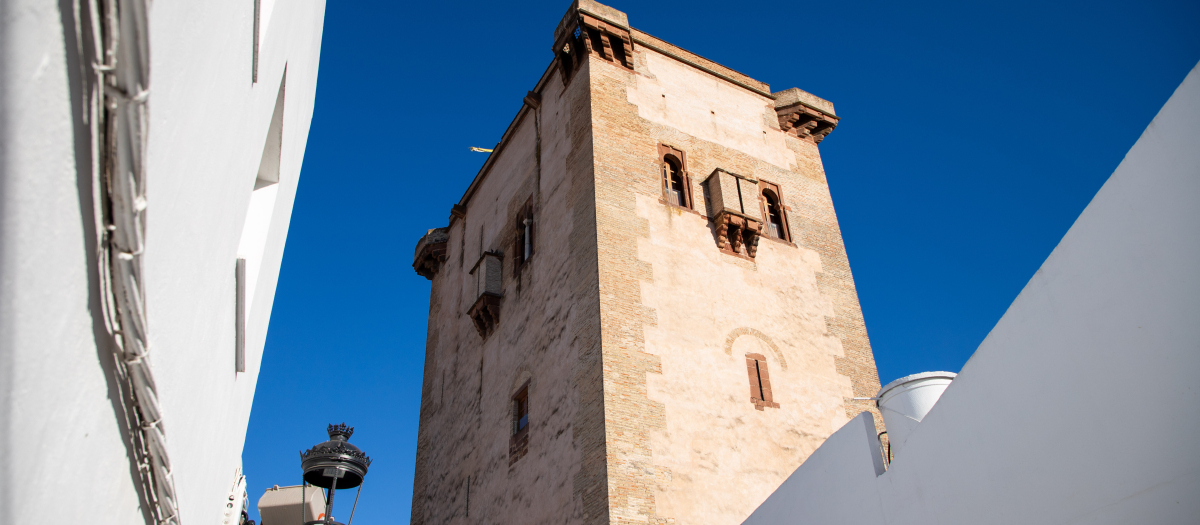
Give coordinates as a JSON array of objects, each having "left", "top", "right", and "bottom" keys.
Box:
[{"left": 410, "top": 2, "right": 882, "bottom": 524}]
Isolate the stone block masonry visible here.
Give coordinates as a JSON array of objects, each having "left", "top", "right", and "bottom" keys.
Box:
[{"left": 409, "top": 2, "right": 883, "bottom": 524}]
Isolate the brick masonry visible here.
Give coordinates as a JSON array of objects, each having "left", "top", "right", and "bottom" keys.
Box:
[{"left": 408, "top": 2, "right": 883, "bottom": 524}]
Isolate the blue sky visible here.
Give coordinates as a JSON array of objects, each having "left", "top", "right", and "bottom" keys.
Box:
[{"left": 243, "top": 1, "right": 1199, "bottom": 522}]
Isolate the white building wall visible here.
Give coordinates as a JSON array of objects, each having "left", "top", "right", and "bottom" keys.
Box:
[
  {"left": 743, "top": 61, "right": 1200, "bottom": 525},
  {"left": 0, "top": 1, "right": 325, "bottom": 523}
]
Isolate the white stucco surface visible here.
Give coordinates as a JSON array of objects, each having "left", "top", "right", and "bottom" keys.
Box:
[
  {"left": 0, "top": 0, "right": 325, "bottom": 523},
  {"left": 743, "top": 61, "right": 1200, "bottom": 525}
]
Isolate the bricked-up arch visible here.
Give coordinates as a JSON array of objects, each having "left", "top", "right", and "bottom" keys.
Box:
[{"left": 724, "top": 327, "right": 787, "bottom": 370}]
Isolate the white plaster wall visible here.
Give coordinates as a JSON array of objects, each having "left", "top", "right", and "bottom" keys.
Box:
[
  {"left": 742, "top": 61, "right": 1200, "bottom": 525},
  {"left": 0, "top": 0, "right": 325, "bottom": 523}
]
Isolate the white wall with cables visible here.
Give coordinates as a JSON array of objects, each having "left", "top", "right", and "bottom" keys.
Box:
[
  {"left": 741, "top": 62, "right": 1200, "bottom": 525},
  {"left": 0, "top": 0, "right": 325, "bottom": 523}
]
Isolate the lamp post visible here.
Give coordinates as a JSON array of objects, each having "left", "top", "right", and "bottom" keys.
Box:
[{"left": 300, "top": 423, "right": 372, "bottom": 525}]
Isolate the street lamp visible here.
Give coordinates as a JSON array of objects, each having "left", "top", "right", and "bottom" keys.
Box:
[{"left": 300, "top": 423, "right": 372, "bottom": 525}]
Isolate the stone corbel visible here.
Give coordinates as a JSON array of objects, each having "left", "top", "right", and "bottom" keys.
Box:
[
  {"left": 467, "top": 251, "right": 504, "bottom": 338},
  {"left": 776, "top": 104, "right": 839, "bottom": 144},
  {"left": 413, "top": 227, "right": 450, "bottom": 280},
  {"left": 468, "top": 293, "right": 502, "bottom": 338},
  {"left": 715, "top": 212, "right": 762, "bottom": 258},
  {"left": 705, "top": 168, "right": 764, "bottom": 259},
  {"left": 743, "top": 219, "right": 762, "bottom": 258}
]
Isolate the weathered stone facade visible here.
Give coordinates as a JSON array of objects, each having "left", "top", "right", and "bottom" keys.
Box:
[{"left": 410, "top": 2, "right": 882, "bottom": 524}]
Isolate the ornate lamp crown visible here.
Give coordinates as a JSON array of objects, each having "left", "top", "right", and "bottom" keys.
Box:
[
  {"left": 328, "top": 422, "right": 354, "bottom": 441},
  {"left": 300, "top": 422, "right": 371, "bottom": 490}
]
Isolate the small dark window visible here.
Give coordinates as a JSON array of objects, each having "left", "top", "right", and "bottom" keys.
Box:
[
  {"left": 514, "top": 201, "right": 534, "bottom": 271},
  {"left": 509, "top": 381, "right": 531, "bottom": 465},
  {"left": 559, "top": 46, "right": 574, "bottom": 75},
  {"left": 610, "top": 36, "right": 628, "bottom": 67},
  {"left": 745, "top": 354, "right": 779, "bottom": 410},
  {"left": 588, "top": 28, "right": 606, "bottom": 60},
  {"left": 513, "top": 388, "right": 529, "bottom": 434}
]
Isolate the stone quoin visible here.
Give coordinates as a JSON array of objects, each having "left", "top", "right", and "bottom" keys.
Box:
[{"left": 409, "top": 2, "right": 881, "bottom": 524}]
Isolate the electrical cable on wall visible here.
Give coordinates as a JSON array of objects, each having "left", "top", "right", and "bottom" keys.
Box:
[{"left": 88, "top": 0, "right": 182, "bottom": 523}]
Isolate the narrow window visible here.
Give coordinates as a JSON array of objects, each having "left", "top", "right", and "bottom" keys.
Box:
[
  {"left": 252, "top": 0, "right": 260, "bottom": 83},
  {"left": 763, "top": 190, "right": 784, "bottom": 239},
  {"left": 523, "top": 219, "right": 532, "bottom": 260},
  {"left": 658, "top": 145, "right": 692, "bottom": 209},
  {"left": 610, "top": 35, "right": 628, "bottom": 67},
  {"left": 758, "top": 181, "right": 792, "bottom": 242},
  {"left": 514, "top": 201, "right": 534, "bottom": 271},
  {"left": 663, "top": 157, "right": 686, "bottom": 207},
  {"left": 252, "top": 0, "right": 277, "bottom": 83},
  {"left": 236, "top": 71, "right": 285, "bottom": 370},
  {"left": 588, "top": 28, "right": 607, "bottom": 60},
  {"left": 510, "top": 381, "right": 531, "bottom": 465},
  {"left": 235, "top": 258, "right": 246, "bottom": 372},
  {"left": 558, "top": 42, "right": 574, "bottom": 77},
  {"left": 745, "top": 354, "right": 779, "bottom": 410},
  {"left": 513, "top": 388, "right": 529, "bottom": 434}
]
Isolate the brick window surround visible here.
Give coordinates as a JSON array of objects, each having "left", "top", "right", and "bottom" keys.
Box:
[
  {"left": 658, "top": 144, "right": 694, "bottom": 209},
  {"left": 509, "top": 381, "right": 531, "bottom": 465},
  {"left": 746, "top": 354, "right": 780, "bottom": 410},
  {"left": 757, "top": 180, "right": 793, "bottom": 243}
]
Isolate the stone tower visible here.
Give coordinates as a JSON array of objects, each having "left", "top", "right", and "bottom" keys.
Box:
[{"left": 409, "top": 2, "right": 882, "bottom": 524}]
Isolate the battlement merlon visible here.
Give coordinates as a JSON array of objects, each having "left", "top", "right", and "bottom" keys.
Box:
[
  {"left": 773, "top": 87, "right": 840, "bottom": 143},
  {"left": 433, "top": 0, "right": 840, "bottom": 239},
  {"left": 554, "top": 0, "right": 629, "bottom": 44},
  {"left": 555, "top": 1, "right": 838, "bottom": 119}
]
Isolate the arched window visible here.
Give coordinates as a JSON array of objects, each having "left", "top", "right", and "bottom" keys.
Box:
[
  {"left": 763, "top": 190, "right": 784, "bottom": 238},
  {"left": 663, "top": 156, "right": 687, "bottom": 207},
  {"left": 658, "top": 145, "right": 693, "bottom": 209},
  {"left": 758, "top": 180, "right": 791, "bottom": 242}
]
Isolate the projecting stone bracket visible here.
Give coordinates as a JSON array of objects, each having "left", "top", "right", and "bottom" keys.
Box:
[
  {"left": 468, "top": 293, "right": 503, "bottom": 339},
  {"left": 714, "top": 211, "right": 762, "bottom": 259},
  {"left": 776, "top": 104, "right": 839, "bottom": 144},
  {"left": 704, "top": 168, "right": 764, "bottom": 259},
  {"left": 413, "top": 227, "right": 450, "bottom": 280},
  {"left": 773, "top": 87, "right": 840, "bottom": 144},
  {"left": 467, "top": 251, "right": 504, "bottom": 338}
]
